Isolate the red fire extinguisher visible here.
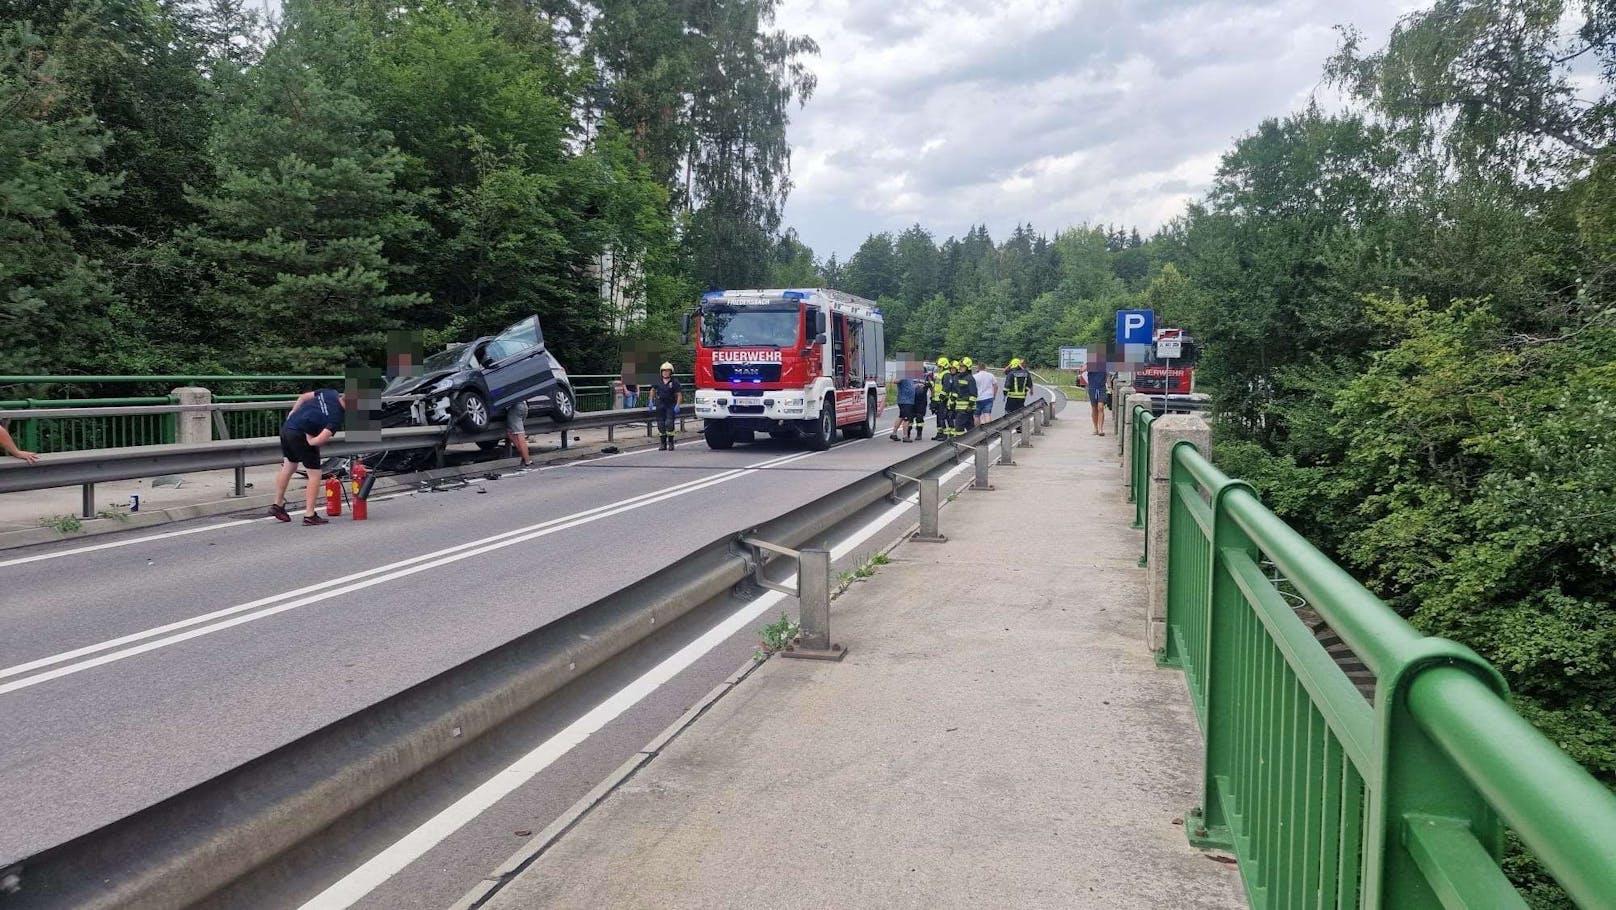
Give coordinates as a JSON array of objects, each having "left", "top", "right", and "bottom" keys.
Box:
[
  {"left": 324, "top": 475, "right": 342, "bottom": 517},
  {"left": 350, "top": 462, "right": 369, "bottom": 521}
]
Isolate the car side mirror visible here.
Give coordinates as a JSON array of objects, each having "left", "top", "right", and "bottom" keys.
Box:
[{"left": 814, "top": 333, "right": 827, "bottom": 345}]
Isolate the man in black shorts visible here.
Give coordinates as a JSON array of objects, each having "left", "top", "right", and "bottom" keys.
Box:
[{"left": 271, "top": 387, "right": 349, "bottom": 525}]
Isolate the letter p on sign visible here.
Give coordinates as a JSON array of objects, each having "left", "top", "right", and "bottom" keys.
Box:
[{"left": 1116, "top": 309, "right": 1154, "bottom": 345}]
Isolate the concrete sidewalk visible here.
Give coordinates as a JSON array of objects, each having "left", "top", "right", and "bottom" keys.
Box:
[{"left": 475, "top": 416, "right": 1246, "bottom": 908}]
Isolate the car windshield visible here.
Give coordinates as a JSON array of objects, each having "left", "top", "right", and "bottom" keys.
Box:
[
  {"left": 424, "top": 345, "right": 470, "bottom": 372},
  {"left": 701, "top": 306, "right": 800, "bottom": 348}
]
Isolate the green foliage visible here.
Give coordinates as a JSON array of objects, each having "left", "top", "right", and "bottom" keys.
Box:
[
  {"left": 754, "top": 612, "right": 799, "bottom": 659},
  {"left": 0, "top": 23, "right": 118, "bottom": 373}
]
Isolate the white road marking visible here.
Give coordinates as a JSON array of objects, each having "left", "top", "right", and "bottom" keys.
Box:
[
  {"left": 297, "top": 452, "right": 980, "bottom": 909},
  {"left": 0, "top": 450, "right": 822, "bottom": 695},
  {"left": 0, "top": 429, "right": 858, "bottom": 569}
]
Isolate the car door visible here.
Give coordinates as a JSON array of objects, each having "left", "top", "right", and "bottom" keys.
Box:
[{"left": 481, "top": 316, "right": 545, "bottom": 410}]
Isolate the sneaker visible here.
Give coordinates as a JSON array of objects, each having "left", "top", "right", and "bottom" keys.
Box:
[
  {"left": 520, "top": 460, "right": 535, "bottom": 468},
  {"left": 269, "top": 503, "right": 290, "bottom": 522},
  {"left": 889, "top": 433, "right": 899, "bottom": 441},
  {"left": 302, "top": 514, "right": 329, "bottom": 526},
  {"left": 903, "top": 436, "right": 913, "bottom": 443}
]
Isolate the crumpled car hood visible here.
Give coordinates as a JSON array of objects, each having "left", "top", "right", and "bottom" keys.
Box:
[{"left": 383, "top": 370, "right": 457, "bottom": 398}]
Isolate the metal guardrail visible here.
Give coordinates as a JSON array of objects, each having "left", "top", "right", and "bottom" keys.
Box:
[
  {"left": 0, "top": 375, "right": 698, "bottom": 455},
  {"left": 7, "top": 392, "right": 1057, "bottom": 910},
  {"left": 1132, "top": 412, "right": 1616, "bottom": 907},
  {"left": 0, "top": 406, "right": 685, "bottom": 518}
]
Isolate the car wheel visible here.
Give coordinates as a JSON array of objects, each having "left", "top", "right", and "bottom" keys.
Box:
[
  {"left": 476, "top": 439, "right": 505, "bottom": 452},
  {"left": 704, "top": 421, "right": 734, "bottom": 450},
  {"left": 454, "top": 389, "right": 490, "bottom": 432},
  {"left": 803, "top": 399, "right": 835, "bottom": 451},
  {"left": 551, "top": 386, "right": 576, "bottom": 423}
]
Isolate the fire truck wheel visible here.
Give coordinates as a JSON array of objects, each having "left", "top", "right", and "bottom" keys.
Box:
[
  {"left": 846, "top": 395, "right": 876, "bottom": 439},
  {"left": 704, "top": 422, "right": 734, "bottom": 450},
  {"left": 804, "top": 399, "right": 835, "bottom": 451}
]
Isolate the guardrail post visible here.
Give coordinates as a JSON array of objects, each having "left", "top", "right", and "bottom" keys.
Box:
[
  {"left": 997, "top": 430, "right": 1014, "bottom": 465},
  {"left": 232, "top": 466, "right": 247, "bottom": 498},
  {"left": 1033, "top": 406, "right": 1046, "bottom": 435},
  {"left": 81, "top": 483, "right": 95, "bottom": 520},
  {"left": 972, "top": 444, "right": 993, "bottom": 490},
  {"left": 781, "top": 547, "right": 845, "bottom": 661},
  {"left": 1037, "top": 402, "right": 1050, "bottom": 429},
  {"left": 172, "top": 388, "right": 212, "bottom": 445},
  {"left": 606, "top": 424, "right": 615, "bottom": 443},
  {"left": 913, "top": 476, "right": 945, "bottom": 543},
  {"left": 1145, "top": 416, "right": 1210, "bottom": 654},
  {"left": 1017, "top": 413, "right": 1033, "bottom": 447}
]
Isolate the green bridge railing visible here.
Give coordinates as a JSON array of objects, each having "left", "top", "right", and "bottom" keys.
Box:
[{"left": 1128, "top": 404, "right": 1616, "bottom": 908}]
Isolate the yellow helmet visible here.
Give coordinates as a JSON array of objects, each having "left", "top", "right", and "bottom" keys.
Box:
[
  {"left": 936, "top": 356, "right": 950, "bottom": 368},
  {"left": 1009, "top": 357, "right": 1022, "bottom": 368},
  {"left": 961, "top": 356, "right": 973, "bottom": 368}
]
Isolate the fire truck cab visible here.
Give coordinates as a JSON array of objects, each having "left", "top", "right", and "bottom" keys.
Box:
[{"left": 683, "top": 288, "right": 887, "bottom": 450}]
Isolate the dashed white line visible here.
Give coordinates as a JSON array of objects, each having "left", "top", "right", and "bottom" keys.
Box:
[{"left": 0, "top": 449, "right": 823, "bottom": 695}]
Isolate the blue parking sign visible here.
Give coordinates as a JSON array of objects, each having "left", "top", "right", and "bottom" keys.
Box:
[{"left": 1116, "top": 309, "right": 1154, "bottom": 345}]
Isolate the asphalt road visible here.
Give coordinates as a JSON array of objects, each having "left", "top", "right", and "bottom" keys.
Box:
[{"left": 0, "top": 392, "right": 1059, "bottom": 907}]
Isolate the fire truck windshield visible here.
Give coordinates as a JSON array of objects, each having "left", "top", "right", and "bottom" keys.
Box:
[{"left": 701, "top": 305, "right": 800, "bottom": 348}]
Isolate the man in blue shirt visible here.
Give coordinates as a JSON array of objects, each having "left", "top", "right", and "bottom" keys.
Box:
[{"left": 271, "top": 387, "right": 349, "bottom": 525}]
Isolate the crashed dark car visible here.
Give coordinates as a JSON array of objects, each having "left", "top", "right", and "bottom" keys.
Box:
[{"left": 380, "top": 315, "right": 577, "bottom": 434}]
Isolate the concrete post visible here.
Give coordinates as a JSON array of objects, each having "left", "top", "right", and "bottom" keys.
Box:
[
  {"left": 998, "top": 430, "right": 1014, "bottom": 465},
  {"left": 1122, "top": 392, "right": 1153, "bottom": 500},
  {"left": 1032, "top": 405, "right": 1045, "bottom": 435},
  {"left": 972, "top": 445, "right": 993, "bottom": 490},
  {"left": 781, "top": 547, "right": 845, "bottom": 661},
  {"left": 1113, "top": 383, "right": 1133, "bottom": 451},
  {"left": 173, "top": 387, "right": 212, "bottom": 445},
  {"left": 1145, "top": 414, "right": 1211, "bottom": 656},
  {"left": 913, "top": 476, "right": 945, "bottom": 542},
  {"left": 1018, "top": 413, "right": 1033, "bottom": 447}
]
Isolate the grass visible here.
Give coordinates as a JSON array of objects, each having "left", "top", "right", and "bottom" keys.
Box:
[
  {"left": 754, "top": 613, "right": 800, "bottom": 660},
  {"left": 40, "top": 514, "right": 83, "bottom": 533}
]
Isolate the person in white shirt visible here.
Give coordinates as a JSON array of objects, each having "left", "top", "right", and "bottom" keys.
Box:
[{"left": 972, "top": 364, "right": 997, "bottom": 427}]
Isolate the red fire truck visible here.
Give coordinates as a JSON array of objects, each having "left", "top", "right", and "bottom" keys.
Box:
[
  {"left": 682, "top": 288, "right": 887, "bottom": 450},
  {"left": 1131, "top": 327, "right": 1198, "bottom": 395}
]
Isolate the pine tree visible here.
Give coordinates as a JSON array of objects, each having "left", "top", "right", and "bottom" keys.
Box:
[
  {"left": 167, "top": 24, "right": 425, "bottom": 371},
  {"left": 0, "top": 24, "right": 119, "bottom": 372}
]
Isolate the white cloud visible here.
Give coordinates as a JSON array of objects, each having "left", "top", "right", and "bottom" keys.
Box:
[{"left": 772, "top": 0, "right": 1410, "bottom": 259}]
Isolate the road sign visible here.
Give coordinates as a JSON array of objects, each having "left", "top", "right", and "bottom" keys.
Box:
[
  {"left": 1156, "top": 337, "right": 1182, "bottom": 359},
  {"left": 1058, "top": 346, "right": 1087, "bottom": 370},
  {"left": 1116, "top": 309, "right": 1153, "bottom": 345}
]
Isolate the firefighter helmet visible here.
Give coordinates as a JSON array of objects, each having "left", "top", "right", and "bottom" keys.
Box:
[
  {"left": 961, "top": 356, "right": 973, "bottom": 368},
  {"left": 660, "top": 362, "right": 674, "bottom": 372},
  {"left": 936, "top": 356, "right": 950, "bottom": 368}
]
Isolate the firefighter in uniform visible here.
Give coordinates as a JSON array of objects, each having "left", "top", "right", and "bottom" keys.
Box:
[
  {"left": 953, "top": 357, "right": 978, "bottom": 435},
  {"left": 1003, "top": 357, "right": 1032, "bottom": 415},
  {"left": 649, "top": 361, "right": 682, "bottom": 451},
  {"left": 932, "top": 357, "right": 954, "bottom": 439}
]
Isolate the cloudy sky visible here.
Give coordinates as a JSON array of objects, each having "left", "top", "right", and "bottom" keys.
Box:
[{"left": 770, "top": 0, "right": 1412, "bottom": 260}]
